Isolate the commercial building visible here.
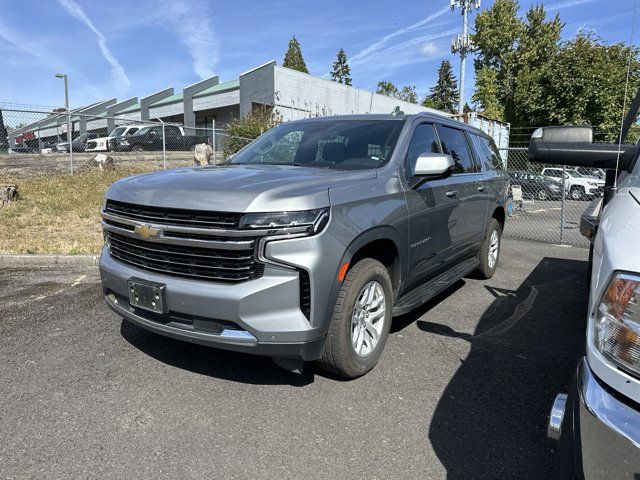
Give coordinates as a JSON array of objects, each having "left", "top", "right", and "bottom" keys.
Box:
[{"left": 7, "top": 60, "right": 510, "bottom": 150}]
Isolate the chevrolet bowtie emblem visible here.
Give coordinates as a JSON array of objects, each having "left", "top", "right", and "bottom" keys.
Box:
[{"left": 134, "top": 224, "right": 162, "bottom": 240}]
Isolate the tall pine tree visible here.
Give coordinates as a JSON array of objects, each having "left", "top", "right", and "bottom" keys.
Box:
[
  {"left": 428, "top": 60, "right": 459, "bottom": 113},
  {"left": 283, "top": 36, "right": 309, "bottom": 73},
  {"left": 330, "top": 48, "right": 352, "bottom": 85}
]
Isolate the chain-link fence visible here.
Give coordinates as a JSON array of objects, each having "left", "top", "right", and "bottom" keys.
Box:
[
  {"left": 501, "top": 147, "right": 599, "bottom": 248},
  {"left": 0, "top": 107, "right": 255, "bottom": 177}
]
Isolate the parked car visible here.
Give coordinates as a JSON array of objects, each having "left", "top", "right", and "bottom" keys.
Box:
[
  {"left": 8, "top": 145, "right": 39, "bottom": 154},
  {"left": 507, "top": 170, "right": 563, "bottom": 200},
  {"left": 99, "top": 113, "right": 508, "bottom": 378},
  {"left": 541, "top": 167, "right": 605, "bottom": 200},
  {"left": 530, "top": 125, "right": 640, "bottom": 478},
  {"left": 110, "top": 125, "right": 209, "bottom": 152},
  {"left": 53, "top": 132, "right": 99, "bottom": 153},
  {"left": 86, "top": 125, "right": 145, "bottom": 152},
  {"left": 574, "top": 166, "right": 606, "bottom": 180}
]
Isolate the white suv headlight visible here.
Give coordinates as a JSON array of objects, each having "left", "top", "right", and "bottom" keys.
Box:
[{"left": 594, "top": 272, "right": 640, "bottom": 377}]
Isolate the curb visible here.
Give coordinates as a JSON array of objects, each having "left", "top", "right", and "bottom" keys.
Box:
[{"left": 0, "top": 254, "right": 99, "bottom": 268}]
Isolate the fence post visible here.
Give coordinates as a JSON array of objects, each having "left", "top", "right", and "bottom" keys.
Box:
[
  {"left": 211, "top": 119, "right": 216, "bottom": 164},
  {"left": 160, "top": 119, "right": 166, "bottom": 170},
  {"left": 560, "top": 165, "right": 566, "bottom": 245},
  {"left": 68, "top": 109, "right": 74, "bottom": 175}
]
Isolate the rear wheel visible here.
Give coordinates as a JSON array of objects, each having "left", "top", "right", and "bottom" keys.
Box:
[
  {"left": 131, "top": 146, "right": 145, "bottom": 153},
  {"left": 537, "top": 189, "right": 549, "bottom": 201},
  {"left": 475, "top": 219, "right": 502, "bottom": 279},
  {"left": 569, "top": 186, "right": 585, "bottom": 201},
  {"left": 317, "top": 258, "right": 392, "bottom": 379}
]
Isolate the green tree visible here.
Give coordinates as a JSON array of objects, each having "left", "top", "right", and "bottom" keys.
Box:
[
  {"left": 421, "top": 96, "right": 436, "bottom": 109},
  {"left": 283, "top": 36, "right": 309, "bottom": 73},
  {"left": 331, "top": 48, "right": 352, "bottom": 85},
  {"left": 223, "top": 106, "right": 282, "bottom": 157},
  {"left": 399, "top": 85, "right": 418, "bottom": 104},
  {"left": 376, "top": 80, "right": 400, "bottom": 98},
  {"left": 472, "top": 67, "right": 503, "bottom": 120},
  {"left": 428, "top": 60, "right": 459, "bottom": 113}
]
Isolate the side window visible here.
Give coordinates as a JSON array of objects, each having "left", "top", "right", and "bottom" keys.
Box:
[
  {"left": 435, "top": 125, "right": 478, "bottom": 174},
  {"left": 470, "top": 134, "right": 503, "bottom": 171},
  {"left": 165, "top": 126, "right": 181, "bottom": 136},
  {"left": 405, "top": 123, "right": 441, "bottom": 177},
  {"left": 126, "top": 128, "right": 139, "bottom": 135}
]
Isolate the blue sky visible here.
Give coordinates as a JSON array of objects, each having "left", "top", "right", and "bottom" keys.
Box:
[{"left": 0, "top": 0, "right": 637, "bottom": 110}]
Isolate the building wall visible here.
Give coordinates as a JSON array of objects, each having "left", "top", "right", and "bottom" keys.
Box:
[
  {"left": 239, "top": 61, "right": 276, "bottom": 117},
  {"left": 272, "top": 66, "right": 440, "bottom": 121},
  {"left": 149, "top": 101, "right": 184, "bottom": 120},
  {"left": 193, "top": 89, "right": 240, "bottom": 112}
]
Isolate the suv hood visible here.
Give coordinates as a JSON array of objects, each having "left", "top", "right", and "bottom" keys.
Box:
[{"left": 106, "top": 164, "right": 377, "bottom": 212}]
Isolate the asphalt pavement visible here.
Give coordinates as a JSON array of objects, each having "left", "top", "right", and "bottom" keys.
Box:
[{"left": 0, "top": 239, "right": 589, "bottom": 479}]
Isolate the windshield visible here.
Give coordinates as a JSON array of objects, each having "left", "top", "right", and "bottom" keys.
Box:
[
  {"left": 109, "top": 127, "right": 126, "bottom": 137},
  {"left": 567, "top": 171, "right": 582, "bottom": 177},
  {"left": 228, "top": 120, "right": 404, "bottom": 170}
]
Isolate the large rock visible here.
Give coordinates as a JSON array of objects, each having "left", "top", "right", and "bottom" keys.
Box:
[
  {"left": 194, "top": 143, "right": 214, "bottom": 166},
  {"left": 88, "top": 153, "right": 116, "bottom": 171}
]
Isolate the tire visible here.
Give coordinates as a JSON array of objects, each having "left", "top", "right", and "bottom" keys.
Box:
[
  {"left": 475, "top": 219, "right": 502, "bottom": 279},
  {"left": 317, "top": 258, "right": 393, "bottom": 379},
  {"left": 131, "top": 146, "right": 145, "bottom": 153},
  {"left": 569, "top": 186, "right": 585, "bottom": 201},
  {"left": 189, "top": 144, "right": 197, "bottom": 152},
  {"left": 537, "top": 189, "right": 549, "bottom": 201}
]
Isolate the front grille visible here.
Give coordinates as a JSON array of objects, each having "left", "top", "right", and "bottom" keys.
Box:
[
  {"left": 105, "top": 199, "right": 241, "bottom": 229},
  {"left": 103, "top": 199, "right": 262, "bottom": 282},
  {"left": 106, "top": 231, "right": 263, "bottom": 282}
]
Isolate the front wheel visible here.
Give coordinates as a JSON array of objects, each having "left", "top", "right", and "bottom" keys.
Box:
[
  {"left": 475, "top": 219, "right": 502, "bottom": 279},
  {"left": 317, "top": 258, "right": 392, "bottom": 379},
  {"left": 131, "top": 146, "right": 145, "bottom": 153},
  {"left": 537, "top": 189, "right": 549, "bottom": 201},
  {"left": 569, "top": 186, "right": 585, "bottom": 201}
]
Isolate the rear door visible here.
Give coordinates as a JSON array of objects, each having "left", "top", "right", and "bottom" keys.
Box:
[
  {"left": 469, "top": 133, "right": 505, "bottom": 222},
  {"left": 403, "top": 122, "right": 462, "bottom": 288},
  {"left": 435, "top": 125, "right": 487, "bottom": 254}
]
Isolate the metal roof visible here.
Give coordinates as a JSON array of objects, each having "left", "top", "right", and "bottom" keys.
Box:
[
  {"left": 149, "top": 92, "right": 184, "bottom": 107},
  {"left": 193, "top": 79, "right": 240, "bottom": 98}
]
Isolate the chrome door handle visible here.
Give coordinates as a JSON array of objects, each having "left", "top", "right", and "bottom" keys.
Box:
[{"left": 446, "top": 190, "right": 458, "bottom": 197}]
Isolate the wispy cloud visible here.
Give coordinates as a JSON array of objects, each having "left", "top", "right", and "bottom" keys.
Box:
[
  {"left": 158, "top": 0, "right": 219, "bottom": 79},
  {"left": 57, "top": 0, "right": 130, "bottom": 91},
  {"left": 351, "top": 5, "right": 451, "bottom": 64},
  {"left": 546, "top": 0, "right": 597, "bottom": 11},
  {"left": 0, "top": 19, "right": 67, "bottom": 70}
]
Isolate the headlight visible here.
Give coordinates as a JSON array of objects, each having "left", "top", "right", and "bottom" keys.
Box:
[
  {"left": 549, "top": 184, "right": 560, "bottom": 191},
  {"left": 594, "top": 272, "right": 640, "bottom": 377},
  {"left": 239, "top": 208, "right": 329, "bottom": 234}
]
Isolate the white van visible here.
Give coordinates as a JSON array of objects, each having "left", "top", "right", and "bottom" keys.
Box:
[{"left": 86, "top": 125, "right": 146, "bottom": 152}]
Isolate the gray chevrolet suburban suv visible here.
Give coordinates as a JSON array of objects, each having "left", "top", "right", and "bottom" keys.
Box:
[{"left": 99, "top": 113, "right": 508, "bottom": 378}]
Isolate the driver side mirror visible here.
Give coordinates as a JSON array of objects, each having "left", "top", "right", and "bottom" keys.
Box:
[{"left": 413, "top": 153, "right": 455, "bottom": 177}]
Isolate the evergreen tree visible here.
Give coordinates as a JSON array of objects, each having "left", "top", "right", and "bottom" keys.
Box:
[
  {"left": 331, "top": 48, "right": 352, "bottom": 85},
  {"left": 0, "top": 110, "right": 7, "bottom": 152},
  {"left": 428, "top": 60, "right": 459, "bottom": 113},
  {"left": 399, "top": 85, "right": 418, "bottom": 104},
  {"left": 283, "top": 36, "right": 309, "bottom": 73},
  {"left": 376, "top": 80, "right": 399, "bottom": 98},
  {"left": 421, "top": 96, "right": 437, "bottom": 109}
]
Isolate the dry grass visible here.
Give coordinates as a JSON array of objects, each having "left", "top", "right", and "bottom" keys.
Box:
[{"left": 0, "top": 166, "right": 157, "bottom": 254}]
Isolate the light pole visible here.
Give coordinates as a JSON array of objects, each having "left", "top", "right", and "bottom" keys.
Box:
[
  {"left": 450, "top": 0, "right": 481, "bottom": 115},
  {"left": 54, "top": 73, "right": 73, "bottom": 174}
]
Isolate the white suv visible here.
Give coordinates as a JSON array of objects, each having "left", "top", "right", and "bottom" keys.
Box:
[
  {"left": 541, "top": 167, "right": 605, "bottom": 200},
  {"left": 86, "top": 125, "right": 145, "bottom": 152}
]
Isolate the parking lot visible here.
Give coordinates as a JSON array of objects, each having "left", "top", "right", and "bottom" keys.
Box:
[{"left": 0, "top": 239, "right": 588, "bottom": 479}]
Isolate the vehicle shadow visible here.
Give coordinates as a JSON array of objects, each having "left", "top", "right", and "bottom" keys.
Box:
[
  {"left": 425, "top": 257, "right": 588, "bottom": 478},
  {"left": 120, "top": 320, "right": 317, "bottom": 387}
]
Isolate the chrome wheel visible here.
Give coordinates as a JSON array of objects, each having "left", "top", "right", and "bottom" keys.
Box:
[
  {"left": 537, "top": 189, "right": 549, "bottom": 201},
  {"left": 351, "top": 281, "right": 386, "bottom": 357},
  {"left": 488, "top": 229, "right": 499, "bottom": 269}
]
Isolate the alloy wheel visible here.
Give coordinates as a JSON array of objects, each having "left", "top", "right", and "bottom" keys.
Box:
[{"left": 351, "top": 281, "right": 386, "bottom": 357}]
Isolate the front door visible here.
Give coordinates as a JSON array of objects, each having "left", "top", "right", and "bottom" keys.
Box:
[{"left": 404, "top": 123, "right": 462, "bottom": 290}]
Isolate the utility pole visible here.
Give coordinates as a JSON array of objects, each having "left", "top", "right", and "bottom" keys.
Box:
[
  {"left": 55, "top": 73, "right": 73, "bottom": 174},
  {"left": 450, "top": 0, "right": 480, "bottom": 114}
]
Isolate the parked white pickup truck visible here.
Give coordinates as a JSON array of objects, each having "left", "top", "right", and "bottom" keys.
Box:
[
  {"left": 541, "top": 167, "right": 605, "bottom": 200},
  {"left": 85, "top": 125, "right": 145, "bottom": 152}
]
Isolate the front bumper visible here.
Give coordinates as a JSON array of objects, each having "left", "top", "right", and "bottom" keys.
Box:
[
  {"left": 100, "top": 247, "right": 326, "bottom": 360},
  {"left": 552, "top": 357, "right": 640, "bottom": 478}
]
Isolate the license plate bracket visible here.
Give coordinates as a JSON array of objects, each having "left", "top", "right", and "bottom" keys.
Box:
[{"left": 127, "top": 278, "right": 167, "bottom": 314}]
